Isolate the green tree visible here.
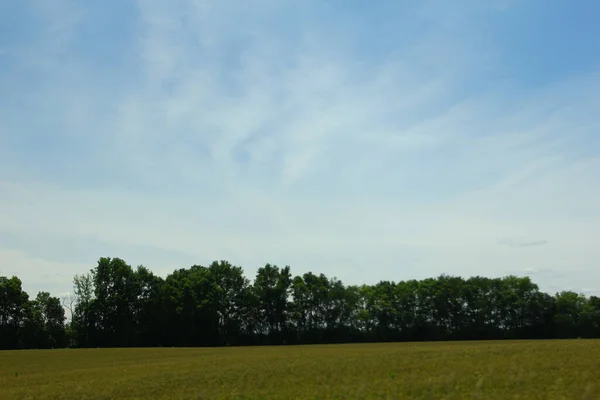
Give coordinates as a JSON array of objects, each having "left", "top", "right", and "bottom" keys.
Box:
[
  {"left": 207, "top": 260, "right": 251, "bottom": 345},
  {"left": 132, "top": 266, "right": 164, "bottom": 346},
  {"left": 70, "top": 272, "right": 96, "bottom": 347},
  {"left": 55, "top": 257, "right": 600, "bottom": 347},
  {"left": 252, "top": 264, "right": 292, "bottom": 344},
  {"left": 0, "top": 276, "right": 30, "bottom": 349},
  {"left": 32, "top": 292, "right": 66, "bottom": 348},
  {"left": 581, "top": 296, "right": 600, "bottom": 338},
  {"left": 161, "top": 265, "right": 222, "bottom": 346},
  {"left": 554, "top": 291, "right": 587, "bottom": 338},
  {"left": 92, "top": 257, "right": 139, "bottom": 346}
]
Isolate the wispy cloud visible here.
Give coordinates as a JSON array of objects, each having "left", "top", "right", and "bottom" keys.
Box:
[
  {"left": 1, "top": 0, "right": 599, "bottom": 296},
  {"left": 499, "top": 239, "right": 549, "bottom": 248}
]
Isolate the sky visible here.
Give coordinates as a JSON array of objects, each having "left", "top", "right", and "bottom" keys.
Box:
[{"left": 1, "top": 0, "right": 600, "bottom": 299}]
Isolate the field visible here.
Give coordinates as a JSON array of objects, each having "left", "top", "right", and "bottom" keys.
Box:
[{"left": 1, "top": 340, "right": 599, "bottom": 399}]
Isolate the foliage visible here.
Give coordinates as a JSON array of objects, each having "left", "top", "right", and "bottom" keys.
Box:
[
  {"left": 0, "top": 277, "right": 65, "bottom": 349},
  {"left": 1, "top": 257, "right": 600, "bottom": 349}
]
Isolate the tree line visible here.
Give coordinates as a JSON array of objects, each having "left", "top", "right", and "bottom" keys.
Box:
[{"left": 1, "top": 257, "right": 599, "bottom": 349}]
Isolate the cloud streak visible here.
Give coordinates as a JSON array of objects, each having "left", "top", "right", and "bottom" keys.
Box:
[{"left": 499, "top": 239, "right": 549, "bottom": 248}]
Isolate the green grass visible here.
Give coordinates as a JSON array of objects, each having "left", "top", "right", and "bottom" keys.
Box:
[{"left": 1, "top": 340, "right": 599, "bottom": 399}]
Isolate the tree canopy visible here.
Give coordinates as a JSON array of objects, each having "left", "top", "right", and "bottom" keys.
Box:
[{"left": 1, "top": 257, "right": 599, "bottom": 349}]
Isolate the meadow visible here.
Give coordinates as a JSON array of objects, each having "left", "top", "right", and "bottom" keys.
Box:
[{"left": 1, "top": 340, "right": 599, "bottom": 399}]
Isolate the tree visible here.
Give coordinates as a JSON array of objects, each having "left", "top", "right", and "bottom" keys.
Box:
[
  {"left": 252, "top": 264, "right": 292, "bottom": 344},
  {"left": 132, "top": 266, "right": 164, "bottom": 346},
  {"left": 554, "top": 291, "right": 587, "bottom": 338},
  {"left": 0, "top": 276, "right": 30, "bottom": 349},
  {"left": 70, "top": 272, "right": 96, "bottom": 347},
  {"left": 581, "top": 296, "right": 600, "bottom": 338},
  {"left": 61, "top": 292, "right": 77, "bottom": 322},
  {"left": 161, "top": 265, "right": 217, "bottom": 346},
  {"left": 29, "top": 292, "right": 67, "bottom": 348},
  {"left": 92, "top": 257, "right": 140, "bottom": 346},
  {"left": 207, "top": 261, "right": 250, "bottom": 346},
  {"left": 7, "top": 256, "right": 600, "bottom": 349}
]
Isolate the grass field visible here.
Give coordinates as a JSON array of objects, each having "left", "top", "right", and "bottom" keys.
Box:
[{"left": 1, "top": 340, "right": 599, "bottom": 399}]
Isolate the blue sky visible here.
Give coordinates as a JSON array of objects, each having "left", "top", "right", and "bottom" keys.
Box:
[{"left": 1, "top": 0, "right": 600, "bottom": 298}]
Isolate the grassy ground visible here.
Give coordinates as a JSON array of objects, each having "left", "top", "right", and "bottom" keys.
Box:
[{"left": 1, "top": 340, "right": 599, "bottom": 399}]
